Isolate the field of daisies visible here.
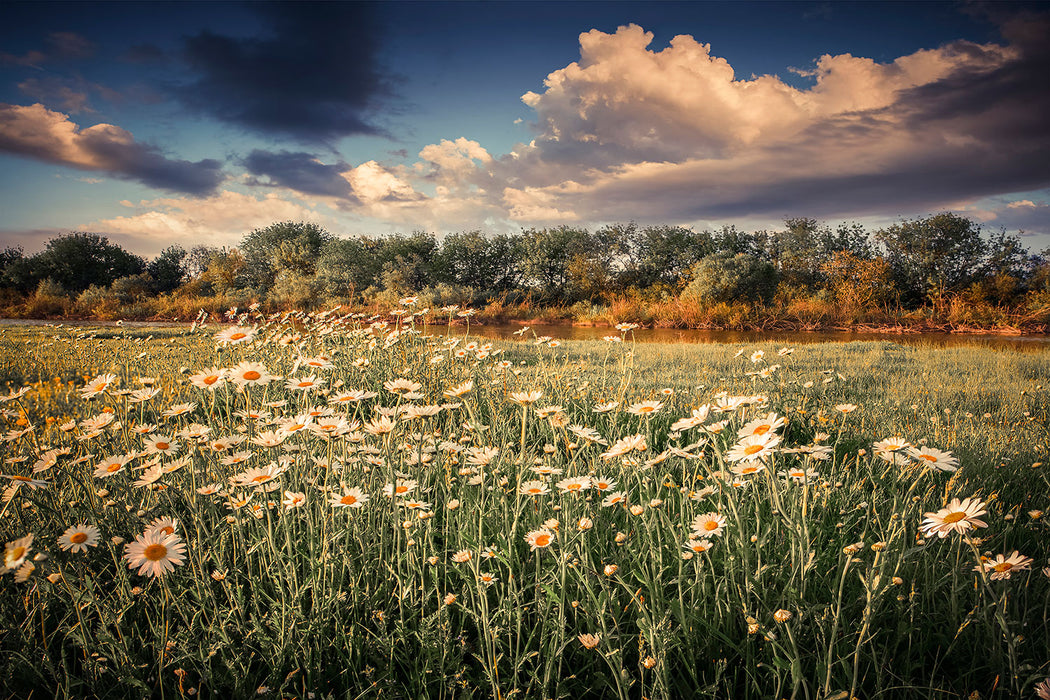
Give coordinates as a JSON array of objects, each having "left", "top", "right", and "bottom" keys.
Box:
[{"left": 1, "top": 305, "right": 1048, "bottom": 699}]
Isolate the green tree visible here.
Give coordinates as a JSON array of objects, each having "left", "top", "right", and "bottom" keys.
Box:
[
  {"left": 239, "top": 221, "right": 332, "bottom": 294},
  {"left": 11, "top": 232, "right": 145, "bottom": 294},
  {"left": 146, "top": 245, "right": 187, "bottom": 293},
  {"left": 875, "top": 213, "right": 986, "bottom": 303},
  {"left": 681, "top": 252, "right": 778, "bottom": 304},
  {"left": 438, "top": 231, "right": 523, "bottom": 295},
  {"left": 518, "top": 226, "right": 594, "bottom": 302}
]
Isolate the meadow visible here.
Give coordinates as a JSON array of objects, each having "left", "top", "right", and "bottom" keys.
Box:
[{"left": 0, "top": 307, "right": 1048, "bottom": 699}]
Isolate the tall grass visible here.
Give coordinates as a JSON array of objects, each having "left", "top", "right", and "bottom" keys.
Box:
[{"left": 0, "top": 312, "right": 1047, "bottom": 699}]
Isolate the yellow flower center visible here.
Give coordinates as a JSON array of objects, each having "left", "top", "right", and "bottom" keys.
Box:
[
  {"left": 297, "top": 382, "right": 312, "bottom": 388},
  {"left": 158, "top": 526, "right": 175, "bottom": 535},
  {"left": 203, "top": 375, "right": 219, "bottom": 385},
  {"left": 340, "top": 495, "right": 358, "bottom": 505},
  {"left": 993, "top": 562, "right": 1013, "bottom": 572},
  {"left": 395, "top": 485, "right": 408, "bottom": 493},
  {"left": 566, "top": 484, "right": 582, "bottom": 491},
  {"left": 753, "top": 425, "right": 770, "bottom": 435},
  {"left": 251, "top": 475, "right": 270, "bottom": 483},
  {"left": 70, "top": 532, "right": 88, "bottom": 544},
  {"left": 243, "top": 371, "right": 261, "bottom": 381},
  {"left": 744, "top": 445, "right": 763, "bottom": 455},
  {"left": 8, "top": 546, "right": 26, "bottom": 560},
  {"left": 534, "top": 534, "right": 551, "bottom": 547},
  {"left": 143, "top": 543, "right": 168, "bottom": 561},
  {"left": 230, "top": 333, "right": 247, "bottom": 340},
  {"left": 106, "top": 463, "right": 121, "bottom": 472},
  {"left": 920, "top": 454, "right": 937, "bottom": 462},
  {"left": 704, "top": 521, "right": 718, "bottom": 531},
  {"left": 156, "top": 442, "right": 169, "bottom": 450},
  {"left": 942, "top": 512, "right": 967, "bottom": 524}
]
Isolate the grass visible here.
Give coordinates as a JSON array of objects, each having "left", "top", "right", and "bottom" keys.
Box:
[{"left": 0, "top": 312, "right": 1048, "bottom": 699}]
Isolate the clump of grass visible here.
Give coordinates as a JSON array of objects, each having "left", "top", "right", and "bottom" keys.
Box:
[{"left": 0, "top": 308, "right": 1047, "bottom": 698}]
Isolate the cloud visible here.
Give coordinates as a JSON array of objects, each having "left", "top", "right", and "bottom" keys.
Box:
[
  {"left": 18, "top": 77, "right": 93, "bottom": 113},
  {"left": 89, "top": 190, "right": 332, "bottom": 252},
  {"left": 0, "top": 103, "right": 224, "bottom": 195},
  {"left": 176, "top": 3, "right": 393, "bottom": 142},
  {"left": 242, "top": 150, "right": 354, "bottom": 198},
  {"left": 477, "top": 20, "right": 1050, "bottom": 226},
  {"left": 1, "top": 31, "right": 95, "bottom": 67}
]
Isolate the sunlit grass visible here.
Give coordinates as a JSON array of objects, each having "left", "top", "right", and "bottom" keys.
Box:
[{"left": 0, "top": 311, "right": 1047, "bottom": 699}]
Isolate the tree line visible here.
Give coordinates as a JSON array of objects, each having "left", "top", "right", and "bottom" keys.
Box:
[{"left": 2, "top": 214, "right": 1049, "bottom": 324}]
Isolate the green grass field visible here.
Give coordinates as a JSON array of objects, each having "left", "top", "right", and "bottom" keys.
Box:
[{"left": 0, "top": 314, "right": 1047, "bottom": 699}]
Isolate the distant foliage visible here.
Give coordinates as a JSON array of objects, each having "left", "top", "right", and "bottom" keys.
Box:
[{"left": 0, "top": 215, "right": 1047, "bottom": 325}]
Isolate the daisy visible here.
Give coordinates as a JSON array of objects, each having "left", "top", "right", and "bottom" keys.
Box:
[
  {"left": 683, "top": 538, "right": 714, "bottom": 554},
  {"left": 908, "top": 446, "right": 959, "bottom": 472},
  {"left": 731, "top": 462, "right": 767, "bottom": 477},
  {"left": 133, "top": 463, "right": 164, "bottom": 488},
  {"left": 601, "top": 434, "right": 647, "bottom": 459},
  {"left": 282, "top": 491, "right": 306, "bottom": 509},
  {"left": 80, "top": 374, "right": 118, "bottom": 399},
  {"left": 286, "top": 375, "right": 325, "bottom": 392},
  {"left": 444, "top": 380, "right": 473, "bottom": 398},
  {"left": 298, "top": 355, "right": 334, "bottom": 371},
  {"left": 383, "top": 479, "right": 418, "bottom": 497},
  {"left": 602, "top": 491, "right": 628, "bottom": 507},
  {"left": 691, "top": 512, "right": 726, "bottom": 538},
  {"left": 162, "top": 402, "right": 197, "bottom": 419},
  {"left": 592, "top": 401, "right": 619, "bottom": 413},
  {"left": 725, "top": 434, "right": 781, "bottom": 463},
  {"left": 214, "top": 326, "right": 256, "bottom": 344},
  {"left": 627, "top": 400, "right": 664, "bottom": 417},
  {"left": 251, "top": 430, "right": 286, "bottom": 448},
  {"left": 4, "top": 534, "right": 34, "bottom": 571},
  {"left": 509, "top": 390, "right": 543, "bottom": 405},
  {"left": 920, "top": 497, "right": 988, "bottom": 538},
  {"left": 229, "top": 361, "right": 276, "bottom": 388},
  {"left": 781, "top": 466, "right": 819, "bottom": 482},
  {"left": 179, "top": 423, "right": 212, "bottom": 441},
  {"left": 737, "top": 412, "right": 786, "bottom": 439},
  {"left": 384, "top": 378, "right": 422, "bottom": 395},
  {"left": 975, "top": 551, "right": 1033, "bottom": 580},
  {"left": 591, "top": 476, "right": 617, "bottom": 491},
  {"left": 556, "top": 476, "right": 591, "bottom": 494},
  {"left": 567, "top": 425, "right": 607, "bottom": 445},
  {"left": 331, "top": 487, "right": 369, "bottom": 508},
  {"left": 143, "top": 433, "right": 180, "bottom": 456},
  {"left": 123, "top": 531, "right": 187, "bottom": 578},
  {"left": 363, "top": 416, "right": 396, "bottom": 436},
  {"left": 145, "top": 516, "right": 179, "bottom": 538},
  {"left": 452, "top": 549, "right": 472, "bottom": 563},
  {"left": 478, "top": 572, "right": 498, "bottom": 585},
  {"left": 189, "top": 367, "right": 227, "bottom": 391},
  {"left": 519, "top": 480, "right": 550, "bottom": 496},
  {"left": 230, "top": 463, "right": 285, "bottom": 488},
  {"left": 524, "top": 529, "right": 555, "bottom": 551}
]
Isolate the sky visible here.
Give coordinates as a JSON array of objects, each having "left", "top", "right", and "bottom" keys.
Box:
[{"left": 1, "top": 0, "right": 1049, "bottom": 258}]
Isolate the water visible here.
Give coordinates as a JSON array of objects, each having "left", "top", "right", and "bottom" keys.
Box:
[
  {"left": 3, "top": 318, "right": 1046, "bottom": 350},
  {"left": 444, "top": 323, "right": 1050, "bottom": 351}
]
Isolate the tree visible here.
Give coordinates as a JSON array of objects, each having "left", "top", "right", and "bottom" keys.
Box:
[
  {"left": 875, "top": 213, "right": 986, "bottom": 303},
  {"left": 13, "top": 232, "right": 145, "bottom": 294},
  {"left": 681, "top": 252, "right": 778, "bottom": 304},
  {"left": 438, "top": 231, "right": 523, "bottom": 295},
  {"left": 239, "top": 221, "right": 332, "bottom": 293},
  {"left": 518, "top": 226, "right": 594, "bottom": 302},
  {"left": 146, "top": 245, "right": 187, "bottom": 293}
]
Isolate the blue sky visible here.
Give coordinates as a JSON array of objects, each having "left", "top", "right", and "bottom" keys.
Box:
[{"left": 1, "top": 0, "right": 1048, "bottom": 257}]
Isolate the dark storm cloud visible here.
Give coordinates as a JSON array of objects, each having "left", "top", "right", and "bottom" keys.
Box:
[
  {"left": 1, "top": 31, "right": 94, "bottom": 66},
  {"left": 0, "top": 103, "right": 225, "bottom": 196},
  {"left": 242, "top": 149, "right": 354, "bottom": 198},
  {"left": 176, "top": 2, "right": 393, "bottom": 143}
]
